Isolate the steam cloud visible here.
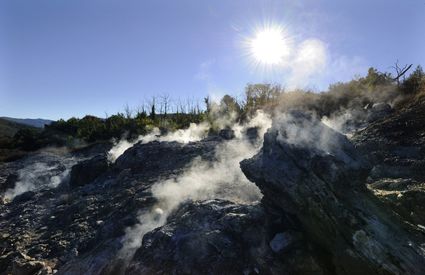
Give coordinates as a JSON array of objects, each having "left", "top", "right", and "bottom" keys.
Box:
[
  {"left": 107, "top": 123, "right": 210, "bottom": 162},
  {"left": 2, "top": 152, "right": 78, "bottom": 201},
  {"left": 274, "top": 111, "right": 356, "bottom": 165},
  {"left": 287, "top": 39, "right": 328, "bottom": 89},
  {"left": 118, "top": 111, "right": 271, "bottom": 260}
]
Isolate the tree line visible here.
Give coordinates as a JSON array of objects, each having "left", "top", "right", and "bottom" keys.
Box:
[{"left": 1, "top": 64, "right": 424, "bottom": 157}]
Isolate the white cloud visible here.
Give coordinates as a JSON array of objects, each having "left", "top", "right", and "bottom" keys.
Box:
[
  {"left": 287, "top": 39, "right": 328, "bottom": 89},
  {"left": 278, "top": 38, "right": 366, "bottom": 90}
]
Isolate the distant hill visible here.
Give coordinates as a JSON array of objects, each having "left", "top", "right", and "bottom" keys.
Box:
[
  {"left": 0, "top": 117, "right": 53, "bottom": 128},
  {"left": 0, "top": 118, "right": 39, "bottom": 137}
]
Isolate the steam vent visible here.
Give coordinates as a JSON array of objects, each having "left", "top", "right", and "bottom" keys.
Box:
[{"left": 1, "top": 1, "right": 424, "bottom": 274}]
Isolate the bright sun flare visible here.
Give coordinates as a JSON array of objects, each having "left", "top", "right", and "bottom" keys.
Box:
[{"left": 250, "top": 27, "right": 290, "bottom": 65}]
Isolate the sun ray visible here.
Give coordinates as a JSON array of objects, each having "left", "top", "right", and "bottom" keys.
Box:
[
  {"left": 243, "top": 23, "right": 293, "bottom": 70},
  {"left": 251, "top": 28, "right": 288, "bottom": 65},
  {"left": 238, "top": 21, "right": 294, "bottom": 78}
]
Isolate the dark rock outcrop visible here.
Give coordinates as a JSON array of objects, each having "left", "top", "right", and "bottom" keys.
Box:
[
  {"left": 366, "top": 102, "right": 393, "bottom": 122},
  {"left": 0, "top": 173, "right": 17, "bottom": 193},
  {"left": 352, "top": 99, "right": 425, "bottom": 230},
  {"left": 218, "top": 128, "right": 235, "bottom": 140},
  {"left": 114, "top": 140, "right": 217, "bottom": 175},
  {"left": 69, "top": 155, "right": 109, "bottom": 188},
  {"left": 12, "top": 191, "right": 36, "bottom": 204},
  {"left": 241, "top": 111, "right": 425, "bottom": 274},
  {"left": 352, "top": 100, "right": 425, "bottom": 181},
  {"left": 0, "top": 138, "right": 224, "bottom": 274},
  {"left": 126, "top": 199, "right": 327, "bottom": 275}
]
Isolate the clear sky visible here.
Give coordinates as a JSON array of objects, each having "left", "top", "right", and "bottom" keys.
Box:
[{"left": 0, "top": 0, "right": 423, "bottom": 120}]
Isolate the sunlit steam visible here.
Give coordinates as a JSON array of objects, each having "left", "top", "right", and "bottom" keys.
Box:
[
  {"left": 107, "top": 123, "right": 210, "bottom": 163},
  {"left": 118, "top": 110, "right": 271, "bottom": 261},
  {"left": 2, "top": 153, "right": 78, "bottom": 201},
  {"left": 241, "top": 21, "right": 329, "bottom": 89}
]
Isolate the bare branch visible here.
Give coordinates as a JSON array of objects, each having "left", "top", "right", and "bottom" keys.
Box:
[{"left": 392, "top": 60, "right": 413, "bottom": 86}]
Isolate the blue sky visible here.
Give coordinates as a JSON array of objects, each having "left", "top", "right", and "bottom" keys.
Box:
[{"left": 0, "top": 0, "right": 423, "bottom": 120}]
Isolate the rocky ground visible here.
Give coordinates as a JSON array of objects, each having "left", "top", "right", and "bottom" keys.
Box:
[
  {"left": 351, "top": 99, "right": 425, "bottom": 228},
  {"left": 1, "top": 99, "right": 425, "bottom": 274}
]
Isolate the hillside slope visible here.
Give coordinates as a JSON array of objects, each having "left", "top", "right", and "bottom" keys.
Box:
[
  {"left": 0, "top": 118, "right": 39, "bottom": 138},
  {"left": 0, "top": 117, "right": 53, "bottom": 129}
]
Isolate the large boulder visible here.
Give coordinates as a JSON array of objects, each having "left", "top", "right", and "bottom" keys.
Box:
[
  {"left": 69, "top": 155, "right": 108, "bottom": 188},
  {"left": 114, "top": 140, "right": 217, "bottom": 175},
  {"left": 351, "top": 100, "right": 425, "bottom": 230},
  {"left": 366, "top": 102, "right": 393, "bottom": 122},
  {"left": 352, "top": 100, "right": 425, "bottom": 174},
  {"left": 241, "top": 111, "right": 425, "bottom": 274},
  {"left": 126, "top": 199, "right": 327, "bottom": 275},
  {"left": 54, "top": 139, "right": 224, "bottom": 274}
]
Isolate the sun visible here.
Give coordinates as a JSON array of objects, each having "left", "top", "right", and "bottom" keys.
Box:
[{"left": 249, "top": 27, "right": 291, "bottom": 65}]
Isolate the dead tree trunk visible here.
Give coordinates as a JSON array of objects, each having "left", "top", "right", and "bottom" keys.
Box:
[{"left": 392, "top": 61, "right": 412, "bottom": 87}]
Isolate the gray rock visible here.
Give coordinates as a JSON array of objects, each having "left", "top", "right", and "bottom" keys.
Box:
[
  {"left": 241, "top": 111, "right": 425, "bottom": 274},
  {"left": 352, "top": 100, "right": 425, "bottom": 182},
  {"left": 114, "top": 140, "right": 217, "bottom": 175},
  {"left": 366, "top": 102, "right": 392, "bottom": 122},
  {"left": 126, "top": 199, "right": 326, "bottom": 275},
  {"left": 219, "top": 128, "right": 235, "bottom": 140},
  {"left": 69, "top": 155, "right": 109, "bottom": 188},
  {"left": 55, "top": 139, "right": 224, "bottom": 274}
]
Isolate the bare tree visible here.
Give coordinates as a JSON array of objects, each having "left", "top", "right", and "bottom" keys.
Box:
[
  {"left": 160, "top": 94, "right": 171, "bottom": 117},
  {"left": 179, "top": 98, "right": 186, "bottom": 114},
  {"left": 195, "top": 99, "right": 201, "bottom": 115},
  {"left": 392, "top": 60, "right": 413, "bottom": 86}
]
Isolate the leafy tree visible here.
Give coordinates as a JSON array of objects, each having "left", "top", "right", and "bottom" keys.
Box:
[
  {"left": 220, "top": 95, "right": 241, "bottom": 116},
  {"left": 13, "top": 129, "right": 39, "bottom": 150},
  {"left": 243, "top": 84, "right": 282, "bottom": 117},
  {"left": 360, "top": 67, "right": 393, "bottom": 88},
  {"left": 135, "top": 109, "right": 147, "bottom": 120},
  {"left": 402, "top": 65, "right": 425, "bottom": 95}
]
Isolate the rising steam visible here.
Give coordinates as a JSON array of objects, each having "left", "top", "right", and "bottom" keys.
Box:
[
  {"left": 118, "top": 110, "right": 271, "bottom": 260},
  {"left": 107, "top": 123, "right": 210, "bottom": 162},
  {"left": 2, "top": 152, "right": 78, "bottom": 201}
]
